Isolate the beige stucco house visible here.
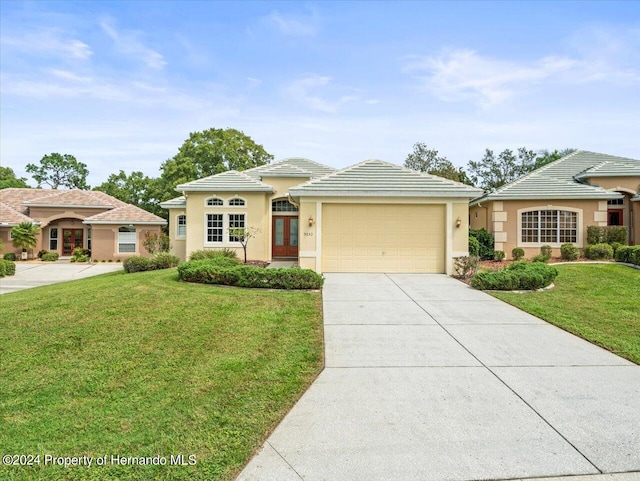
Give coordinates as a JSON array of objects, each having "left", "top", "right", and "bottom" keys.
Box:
[
  {"left": 470, "top": 151, "right": 640, "bottom": 258},
  {"left": 0, "top": 188, "right": 166, "bottom": 260},
  {"left": 161, "top": 157, "right": 482, "bottom": 274}
]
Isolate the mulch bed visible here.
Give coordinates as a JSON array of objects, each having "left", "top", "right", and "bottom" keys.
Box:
[{"left": 245, "top": 260, "right": 269, "bottom": 268}]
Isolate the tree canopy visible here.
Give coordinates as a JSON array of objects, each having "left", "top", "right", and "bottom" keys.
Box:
[
  {"left": 158, "top": 128, "right": 273, "bottom": 195},
  {"left": 25, "top": 153, "right": 89, "bottom": 189},
  {"left": 93, "top": 170, "right": 164, "bottom": 218},
  {"left": 0, "top": 166, "right": 30, "bottom": 189},
  {"left": 403, "top": 143, "right": 472, "bottom": 184}
]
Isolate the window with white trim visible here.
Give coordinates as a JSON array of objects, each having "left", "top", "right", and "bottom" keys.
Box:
[
  {"left": 49, "top": 227, "right": 58, "bottom": 251},
  {"left": 87, "top": 228, "right": 92, "bottom": 251},
  {"left": 177, "top": 215, "right": 186, "bottom": 237},
  {"left": 206, "top": 197, "right": 223, "bottom": 206},
  {"left": 228, "top": 214, "right": 245, "bottom": 242},
  {"left": 229, "top": 198, "right": 245, "bottom": 207},
  {"left": 118, "top": 226, "right": 137, "bottom": 253},
  {"left": 206, "top": 214, "right": 223, "bottom": 243},
  {"left": 607, "top": 198, "right": 624, "bottom": 206},
  {"left": 521, "top": 210, "right": 577, "bottom": 244}
]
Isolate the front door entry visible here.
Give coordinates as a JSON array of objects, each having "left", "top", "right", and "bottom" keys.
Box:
[
  {"left": 608, "top": 209, "right": 623, "bottom": 226},
  {"left": 63, "top": 229, "right": 84, "bottom": 255},
  {"left": 272, "top": 216, "right": 299, "bottom": 258}
]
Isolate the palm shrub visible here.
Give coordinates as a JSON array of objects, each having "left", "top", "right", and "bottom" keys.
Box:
[
  {"left": 560, "top": 243, "right": 579, "bottom": 261},
  {"left": 11, "top": 222, "right": 40, "bottom": 258}
]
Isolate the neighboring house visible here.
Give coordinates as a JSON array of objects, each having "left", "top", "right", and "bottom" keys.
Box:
[
  {"left": 161, "top": 157, "right": 482, "bottom": 274},
  {"left": 470, "top": 151, "right": 640, "bottom": 258},
  {"left": 0, "top": 188, "right": 166, "bottom": 260}
]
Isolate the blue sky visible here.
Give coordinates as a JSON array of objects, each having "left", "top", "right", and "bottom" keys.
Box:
[{"left": 1, "top": 0, "right": 639, "bottom": 187}]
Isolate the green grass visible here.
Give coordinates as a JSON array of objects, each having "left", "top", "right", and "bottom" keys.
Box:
[
  {"left": 0, "top": 269, "right": 324, "bottom": 481},
  {"left": 490, "top": 264, "right": 640, "bottom": 364}
]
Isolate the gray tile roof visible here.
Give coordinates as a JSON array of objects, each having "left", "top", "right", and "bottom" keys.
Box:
[
  {"left": 289, "top": 159, "right": 483, "bottom": 198},
  {"left": 472, "top": 151, "right": 637, "bottom": 203},
  {"left": 176, "top": 170, "right": 274, "bottom": 192},
  {"left": 633, "top": 194, "right": 640, "bottom": 202},
  {"left": 574, "top": 159, "right": 640, "bottom": 180},
  {"left": 84, "top": 205, "right": 166, "bottom": 225},
  {"left": 159, "top": 196, "right": 186, "bottom": 208},
  {"left": 245, "top": 157, "right": 335, "bottom": 180}
]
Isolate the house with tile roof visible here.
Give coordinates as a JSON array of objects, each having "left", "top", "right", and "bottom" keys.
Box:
[
  {"left": 161, "top": 157, "right": 482, "bottom": 274},
  {"left": 470, "top": 150, "right": 640, "bottom": 258},
  {"left": 0, "top": 188, "right": 166, "bottom": 260}
]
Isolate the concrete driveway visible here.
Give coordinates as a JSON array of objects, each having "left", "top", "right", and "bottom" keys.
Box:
[
  {"left": 0, "top": 262, "right": 123, "bottom": 294},
  {"left": 238, "top": 273, "right": 640, "bottom": 481}
]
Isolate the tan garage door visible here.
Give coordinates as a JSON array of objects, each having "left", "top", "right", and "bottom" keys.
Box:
[{"left": 322, "top": 204, "right": 445, "bottom": 273}]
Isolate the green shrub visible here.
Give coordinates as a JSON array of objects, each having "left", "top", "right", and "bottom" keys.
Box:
[
  {"left": 123, "top": 256, "right": 150, "bottom": 273},
  {"left": 584, "top": 243, "right": 614, "bottom": 260},
  {"left": 610, "top": 242, "right": 623, "bottom": 256},
  {"left": 178, "top": 260, "right": 324, "bottom": 289},
  {"left": 540, "top": 244, "right": 552, "bottom": 259},
  {"left": 560, "top": 243, "right": 579, "bottom": 261},
  {"left": 189, "top": 248, "right": 239, "bottom": 262},
  {"left": 3, "top": 253, "right": 16, "bottom": 261},
  {"left": 41, "top": 252, "right": 59, "bottom": 262},
  {"left": 468, "top": 237, "right": 480, "bottom": 257},
  {"left": 471, "top": 261, "right": 558, "bottom": 291},
  {"left": 0, "top": 259, "right": 16, "bottom": 277},
  {"left": 469, "top": 229, "right": 494, "bottom": 260},
  {"left": 587, "top": 225, "right": 628, "bottom": 245},
  {"left": 511, "top": 247, "right": 525, "bottom": 261},
  {"left": 493, "top": 250, "right": 505, "bottom": 262},
  {"left": 531, "top": 254, "right": 549, "bottom": 263},
  {"left": 70, "top": 247, "right": 90, "bottom": 263},
  {"left": 37, "top": 249, "right": 48, "bottom": 259},
  {"left": 615, "top": 245, "right": 640, "bottom": 266},
  {"left": 148, "top": 252, "right": 180, "bottom": 270}
]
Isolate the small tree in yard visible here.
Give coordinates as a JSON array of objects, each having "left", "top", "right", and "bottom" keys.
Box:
[
  {"left": 228, "top": 226, "right": 260, "bottom": 264},
  {"left": 11, "top": 222, "right": 40, "bottom": 259},
  {"left": 143, "top": 231, "right": 171, "bottom": 255}
]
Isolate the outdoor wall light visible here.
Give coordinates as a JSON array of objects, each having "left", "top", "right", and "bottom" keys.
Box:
[
  {"left": 456, "top": 217, "right": 462, "bottom": 228},
  {"left": 308, "top": 216, "right": 314, "bottom": 226}
]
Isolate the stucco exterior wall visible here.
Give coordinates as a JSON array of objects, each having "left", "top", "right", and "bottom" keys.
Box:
[
  {"left": 582, "top": 176, "right": 640, "bottom": 194},
  {"left": 88, "top": 225, "right": 162, "bottom": 261},
  {"left": 477, "top": 199, "right": 607, "bottom": 258}
]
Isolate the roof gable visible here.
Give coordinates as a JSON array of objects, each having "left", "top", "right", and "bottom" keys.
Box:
[
  {"left": 289, "top": 159, "right": 483, "bottom": 198},
  {"left": 0, "top": 201, "right": 38, "bottom": 226}
]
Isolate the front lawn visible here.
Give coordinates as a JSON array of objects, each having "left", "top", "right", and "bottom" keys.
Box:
[
  {"left": 0, "top": 269, "right": 324, "bottom": 480},
  {"left": 490, "top": 264, "right": 640, "bottom": 364}
]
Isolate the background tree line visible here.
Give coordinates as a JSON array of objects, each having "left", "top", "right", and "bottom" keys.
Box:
[{"left": 1, "top": 127, "right": 574, "bottom": 221}]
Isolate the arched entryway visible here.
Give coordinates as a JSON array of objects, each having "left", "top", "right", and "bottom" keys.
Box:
[
  {"left": 607, "top": 190, "right": 635, "bottom": 244},
  {"left": 43, "top": 218, "right": 90, "bottom": 256}
]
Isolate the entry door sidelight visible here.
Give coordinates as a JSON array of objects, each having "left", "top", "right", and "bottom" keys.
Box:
[{"left": 272, "top": 216, "right": 299, "bottom": 258}]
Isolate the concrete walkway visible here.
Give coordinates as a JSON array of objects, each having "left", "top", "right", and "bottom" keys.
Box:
[
  {"left": 237, "top": 273, "right": 640, "bottom": 481},
  {"left": 0, "top": 262, "right": 123, "bottom": 294}
]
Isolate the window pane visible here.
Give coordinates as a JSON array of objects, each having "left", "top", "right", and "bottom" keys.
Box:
[
  {"left": 289, "top": 218, "right": 298, "bottom": 246},
  {"left": 177, "top": 215, "right": 186, "bottom": 237},
  {"left": 206, "top": 198, "right": 223, "bottom": 206},
  {"left": 274, "top": 218, "right": 284, "bottom": 246},
  {"left": 207, "top": 214, "right": 223, "bottom": 242},
  {"left": 228, "top": 214, "right": 245, "bottom": 242},
  {"left": 272, "top": 200, "right": 298, "bottom": 212},
  {"left": 229, "top": 198, "right": 245, "bottom": 206}
]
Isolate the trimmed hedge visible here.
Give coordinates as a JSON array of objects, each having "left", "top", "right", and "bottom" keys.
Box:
[
  {"left": 584, "top": 243, "right": 614, "bottom": 260},
  {"left": 587, "top": 225, "right": 628, "bottom": 245},
  {"left": 560, "top": 243, "right": 579, "bottom": 261},
  {"left": 123, "top": 256, "right": 150, "bottom": 273},
  {"left": 41, "top": 252, "right": 59, "bottom": 262},
  {"left": 0, "top": 259, "right": 16, "bottom": 277},
  {"left": 3, "top": 253, "right": 16, "bottom": 261},
  {"left": 189, "top": 248, "right": 239, "bottom": 262},
  {"left": 615, "top": 246, "right": 640, "bottom": 266},
  {"left": 471, "top": 261, "right": 558, "bottom": 291},
  {"left": 178, "top": 259, "right": 324, "bottom": 290}
]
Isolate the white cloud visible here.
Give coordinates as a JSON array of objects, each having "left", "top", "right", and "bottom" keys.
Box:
[
  {"left": 405, "top": 35, "right": 640, "bottom": 108},
  {"left": 100, "top": 20, "right": 166, "bottom": 70},
  {"left": 1, "top": 28, "right": 92, "bottom": 60},
  {"left": 266, "top": 11, "right": 318, "bottom": 37},
  {"left": 284, "top": 75, "right": 367, "bottom": 113}
]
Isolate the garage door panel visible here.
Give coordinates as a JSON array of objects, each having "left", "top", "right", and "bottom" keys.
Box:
[{"left": 322, "top": 204, "right": 445, "bottom": 273}]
